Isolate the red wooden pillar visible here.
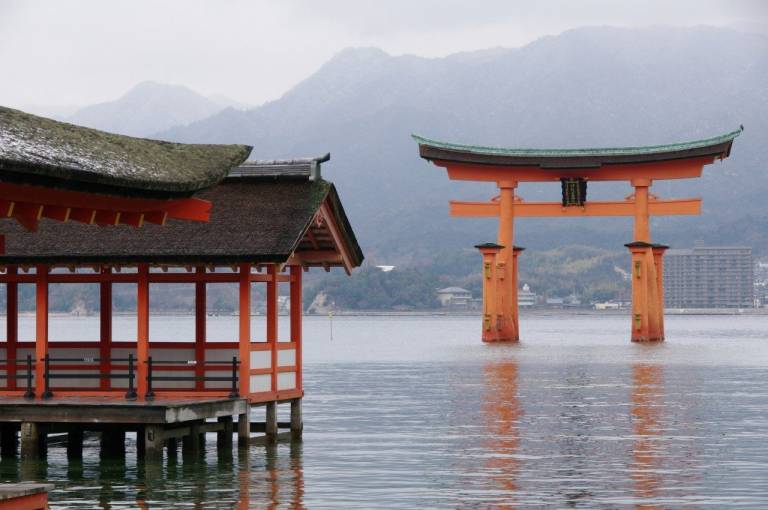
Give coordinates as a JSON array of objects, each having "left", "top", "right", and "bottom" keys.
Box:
[
  {"left": 34, "top": 264, "right": 48, "bottom": 398},
  {"left": 195, "top": 267, "right": 206, "bottom": 390},
  {"left": 238, "top": 263, "right": 251, "bottom": 398},
  {"left": 266, "top": 265, "right": 278, "bottom": 393},
  {"left": 289, "top": 265, "right": 302, "bottom": 390},
  {"left": 99, "top": 266, "right": 112, "bottom": 390},
  {"left": 6, "top": 267, "right": 18, "bottom": 390},
  {"left": 137, "top": 264, "right": 150, "bottom": 399}
]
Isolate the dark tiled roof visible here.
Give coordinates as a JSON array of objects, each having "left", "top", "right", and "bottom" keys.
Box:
[
  {"left": 0, "top": 177, "right": 363, "bottom": 267},
  {"left": 229, "top": 154, "right": 330, "bottom": 180},
  {"left": 0, "top": 106, "right": 252, "bottom": 198}
]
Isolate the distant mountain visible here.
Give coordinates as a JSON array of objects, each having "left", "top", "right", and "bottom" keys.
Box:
[
  {"left": 66, "top": 81, "right": 235, "bottom": 137},
  {"left": 155, "top": 26, "right": 768, "bottom": 265}
]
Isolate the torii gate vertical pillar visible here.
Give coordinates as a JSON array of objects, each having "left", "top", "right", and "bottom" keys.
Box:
[
  {"left": 496, "top": 181, "right": 519, "bottom": 342},
  {"left": 626, "top": 179, "right": 663, "bottom": 342},
  {"left": 512, "top": 246, "right": 525, "bottom": 338},
  {"left": 652, "top": 244, "right": 668, "bottom": 340},
  {"left": 476, "top": 243, "right": 504, "bottom": 342}
]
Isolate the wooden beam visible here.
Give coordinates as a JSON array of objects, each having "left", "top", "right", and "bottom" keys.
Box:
[
  {"left": 69, "top": 208, "right": 97, "bottom": 225},
  {"left": 290, "top": 266, "right": 302, "bottom": 391},
  {"left": 195, "top": 267, "right": 206, "bottom": 391},
  {"left": 238, "top": 263, "right": 251, "bottom": 397},
  {"left": 267, "top": 265, "right": 278, "bottom": 394},
  {"left": 318, "top": 201, "right": 354, "bottom": 274},
  {"left": 449, "top": 198, "right": 701, "bottom": 218},
  {"left": 41, "top": 205, "right": 70, "bottom": 222},
  {"left": 12, "top": 203, "right": 41, "bottom": 232},
  {"left": 137, "top": 264, "right": 149, "bottom": 399},
  {"left": 100, "top": 267, "right": 112, "bottom": 391},
  {"left": 34, "top": 264, "right": 48, "bottom": 398},
  {"left": 440, "top": 157, "right": 711, "bottom": 183},
  {"left": 0, "top": 182, "right": 213, "bottom": 220},
  {"left": 6, "top": 269, "right": 18, "bottom": 390}
]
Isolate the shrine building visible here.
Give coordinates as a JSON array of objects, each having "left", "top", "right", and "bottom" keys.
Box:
[{"left": 0, "top": 106, "right": 363, "bottom": 462}]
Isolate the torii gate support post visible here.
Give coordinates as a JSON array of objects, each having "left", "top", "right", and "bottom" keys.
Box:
[
  {"left": 512, "top": 246, "right": 525, "bottom": 337},
  {"left": 652, "top": 244, "right": 669, "bottom": 340},
  {"left": 476, "top": 243, "right": 504, "bottom": 341},
  {"left": 627, "top": 179, "right": 663, "bottom": 342},
  {"left": 496, "top": 181, "right": 519, "bottom": 342}
]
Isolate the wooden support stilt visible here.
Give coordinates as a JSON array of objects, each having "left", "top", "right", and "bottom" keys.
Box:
[
  {"left": 290, "top": 398, "right": 303, "bottom": 441},
  {"left": 217, "top": 416, "right": 234, "bottom": 450},
  {"left": 1, "top": 426, "right": 18, "bottom": 457},
  {"left": 144, "top": 425, "right": 163, "bottom": 462},
  {"left": 238, "top": 403, "right": 250, "bottom": 448},
  {"left": 136, "top": 427, "right": 146, "bottom": 458},
  {"left": 20, "top": 422, "right": 45, "bottom": 460},
  {"left": 265, "top": 401, "right": 278, "bottom": 443},
  {"left": 183, "top": 421, "right": 202, "bottom": 457},
  {"left": 67, "top": 430, "right": 84, "bottom": 459},
  {"left": 100, "top": 430, "right": 126, "bottom": 458}
]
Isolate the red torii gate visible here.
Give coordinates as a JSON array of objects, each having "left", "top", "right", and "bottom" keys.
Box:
[{"left": 414, "top": 129, "right": 741, "bottom": 342}]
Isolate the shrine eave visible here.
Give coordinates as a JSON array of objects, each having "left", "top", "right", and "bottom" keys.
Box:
[{"left": 412, "top": 128, "right": 742, "bottom": 169}]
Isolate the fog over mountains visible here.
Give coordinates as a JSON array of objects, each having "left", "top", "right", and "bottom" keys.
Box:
[
  {"left": 64, "top": 26, "right": 768, "bottom": 269},
  {"left": 65, "top": 81, "right": 250, "bottom": 137}
]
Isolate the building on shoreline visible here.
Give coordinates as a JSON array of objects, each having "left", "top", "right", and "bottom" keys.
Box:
[
  {"left": 518, "top": 284, "right": 536, "bottom": 307},
  {"left": 664, "top": 246, "right": 753, "bottom": 308},
  {"left": 437, "top": 287, "right": 473, "bottom": 309}
]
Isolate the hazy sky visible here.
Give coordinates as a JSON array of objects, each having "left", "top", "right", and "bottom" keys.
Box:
[{"left": 1, "top": 0, "right": 766, "bottom": 111}]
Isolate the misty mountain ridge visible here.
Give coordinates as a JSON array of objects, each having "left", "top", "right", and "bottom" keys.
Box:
[
  {"left": 152, "top": 26, "right": 767, "bottom": 266},
  {"left": 65, "top": 81, "right": 251, "bottom": 137}
]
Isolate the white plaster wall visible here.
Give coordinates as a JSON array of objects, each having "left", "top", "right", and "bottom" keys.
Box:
[
  {"left": 277, "top": 371, "right": 296, "bottom": 390},
  {"left": 249, "top": 350, "right": 271, "bottom": 369},
  {"left": 277, "top": 349, "right": 295, "bottom": 367},
  {"left": 249, "top": 374, "right": 271, "bottom": 392}
]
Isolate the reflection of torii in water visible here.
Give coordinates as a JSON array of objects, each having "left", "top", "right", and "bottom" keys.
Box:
[
  {"left": 483, "top": 359, "right": 522, "bottom": 509},
  {"left": 414, "top": 129, "right": 741, "bottom": 343},
  {"left": 631, "top": 363, "right": 664, "bottom": 509}
]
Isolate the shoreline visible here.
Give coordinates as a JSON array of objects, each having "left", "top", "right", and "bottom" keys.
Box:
[{"left": 5, "top": 309, "right": 766, "bottom": 318}]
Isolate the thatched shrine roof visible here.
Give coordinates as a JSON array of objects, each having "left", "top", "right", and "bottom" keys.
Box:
[{"left": 0, "top": 106, "right": 252, "bottom": 198}]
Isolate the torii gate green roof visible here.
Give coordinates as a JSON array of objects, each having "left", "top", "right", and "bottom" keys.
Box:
[{"left": 413, "top": 128, "right": 742, "bottom": 168}]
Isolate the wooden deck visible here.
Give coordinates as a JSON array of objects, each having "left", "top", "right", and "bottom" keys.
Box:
[
  {"left": 0, "top": 483, "right": 53, "bottom": 510},
  {"left": 0, "top": 395, "right": 301, "bottom": 462},
  {"left": 0, "top": 396, "right": 247, "bottom": 424}
]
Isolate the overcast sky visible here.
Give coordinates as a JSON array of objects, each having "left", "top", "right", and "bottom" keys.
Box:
[{"left": 1, "top": 0, "right": 766, "bottom": 112}]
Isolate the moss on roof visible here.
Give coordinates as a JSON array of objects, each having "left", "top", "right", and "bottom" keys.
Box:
[{"left": 0, "top": 106, "right": 252, "bottom": 197}]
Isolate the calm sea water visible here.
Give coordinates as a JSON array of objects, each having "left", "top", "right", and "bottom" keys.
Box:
[{"left": 2, "top": 314, "right": 768, "bottom": 508}]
